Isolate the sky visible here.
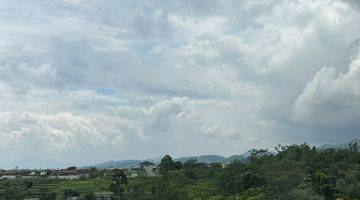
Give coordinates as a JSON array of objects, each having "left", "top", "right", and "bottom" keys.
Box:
[{"left": 0, "top": 0, "right": 360, "bottom": 169}]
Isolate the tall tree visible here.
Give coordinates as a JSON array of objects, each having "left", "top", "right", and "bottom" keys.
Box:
[
  {"left": 110, "top": 170, "right": 128, "bottom": 200},
  {"left": 159, "top": 155, "right": 181, "bottom": 176},
  {"left": 24, "top": 181, "right": 33, "bottom": 191}
]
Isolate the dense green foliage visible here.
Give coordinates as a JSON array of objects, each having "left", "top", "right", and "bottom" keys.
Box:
[
  {"left": 110, "top": 169, "right": 128, "bottom": 199},
  {"left": 0, "top": 178, "right": 110, "bottom": 199},
  {"left": 0, "top": 143, "right": 359, "bottom": 199},
  {"left": 124, "top": 144, "right": 360, "bottom": 200},
  {"left": 159, "top": 154, "right": 183, "bottom": 176}
]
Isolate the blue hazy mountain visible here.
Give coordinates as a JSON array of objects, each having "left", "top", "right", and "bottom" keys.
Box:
[
  {"left": 317, "top": 139, "right": 359, "bottom": 150},
  {"left": 86, "top": 154, "right": 247, "bottom": 169}
]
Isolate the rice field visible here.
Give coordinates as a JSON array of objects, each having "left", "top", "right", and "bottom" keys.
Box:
[{"left": 0, "top": 177, "right": 111, "bottom": 199}]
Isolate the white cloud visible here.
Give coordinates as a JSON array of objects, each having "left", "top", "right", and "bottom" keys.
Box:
[
  {"left": 62, "top": 0, "right": 82, "bottom": 4},
  {"left": 0, "top": 0, "right": 359, "bottom": 168},
  {"left": 293, "top": 54, "right": 360, "bottom": 125},
  {"left": 168, "top": 15, "right": 228, "bottom": 38},
  {"left": 0, "top": 112, "right": 108, "bottom": 150}
]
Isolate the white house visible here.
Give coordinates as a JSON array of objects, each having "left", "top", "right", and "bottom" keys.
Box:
[
  {"left": 67, "top": 197, "right": 79, "bottom": 200},
  {"left": 139, "top": 161, "right": 159, "bottom": 177},
  {"left": 29, "top": 172, "right": 36, "bottom": 176},
  {"left": 0, "top": 175, "right": 17, "bottom": 180},
  {"left": 40, "top": 171, "right": 47, "bottom": 176}
]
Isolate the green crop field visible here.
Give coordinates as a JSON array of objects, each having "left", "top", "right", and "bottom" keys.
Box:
[{"left": 0, "top": 178, "right": 111, "bottom": 199}]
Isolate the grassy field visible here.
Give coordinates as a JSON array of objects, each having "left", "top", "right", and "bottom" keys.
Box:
[{"left": 0, "top": 177, "right": 111, "bottom": 199}]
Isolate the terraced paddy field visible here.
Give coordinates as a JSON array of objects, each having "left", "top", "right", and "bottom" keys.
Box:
[{"left": 0, "top": 178, "right": 111, "bottom": 199}]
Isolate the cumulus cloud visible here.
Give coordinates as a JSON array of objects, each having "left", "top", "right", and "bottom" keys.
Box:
[
  {"left": 0, "top": 112, "right": 108, "bottom": 149},
  {"left": 293, "top": 54, "right": 360, "bottom": 127},
  {"left": 0, "top": 0, "right": 360, "bottom": 168}
]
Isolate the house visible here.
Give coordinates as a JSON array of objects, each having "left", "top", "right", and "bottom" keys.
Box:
[
  {"left": 139, "top": 161, "right": 159, "bottom": 177},
  {"left": 49, "top": 174, "right": 89, "bottom": 180},
  {"left": 0, "top": 175, "right": 17, "bottom": 180},
  {"left": 22, "top": 176, "right": 34, "bottom": 179},
  {"left": 130, "top": 172, "right": 138, "bottom": 178},
  {"left": 139, "top": 161, "right": 155, "bottom": 168},
  {"left": 29, "top": 172, "right": 36, "bottom": 176},
  {"left": 130, "top": 166, "right": 140, "bottom": 170},
  {"left": 40, "top": 171, "right": 47, "bottom": 176},
  {"left": 0, "top": 169, "right": 22, "bottom": 179},
  {"left": 48, "top": 169, "right": 89, "bottom": 180},
  {"left": 58, "top": 175, "right": 83, "bottom": 180}
]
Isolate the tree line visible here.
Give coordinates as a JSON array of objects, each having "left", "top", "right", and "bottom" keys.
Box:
[
  {"left": 124, "top": 143, "right": 360, "bottom": 199},
  {"left": 1, "top": 143, "right": 359, "bottom": 199}
]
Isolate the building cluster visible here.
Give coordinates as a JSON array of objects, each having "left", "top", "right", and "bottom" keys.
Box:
[
  {"left": 127, "top": 161, "right": 159, "bottom": 178},
  {"left": 0, "top": 167, "right": 89, "bottom": 180},
  {"left": 0, "top": 161, "right": 160, "bottom": 180}
]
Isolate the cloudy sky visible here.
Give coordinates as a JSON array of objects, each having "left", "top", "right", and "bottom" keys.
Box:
[{"left": 1, "top": 0, "right": 360, "bottom": 169}]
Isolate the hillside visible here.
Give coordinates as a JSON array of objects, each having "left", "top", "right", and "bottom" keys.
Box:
[
  {"left": 85, "top": 159, "right": 143, "bottom": 169},
  {"left": 86, "top": 154, "right": 247, "bottom": 169},
  {"left": 84, "top": 139, "right": 359, "bottom": 169},
  {"left": 318, "top": 139, "right": 359, "bottom": 150}
]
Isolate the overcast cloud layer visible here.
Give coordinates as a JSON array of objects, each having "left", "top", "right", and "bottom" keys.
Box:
[{"left": 0, "top": 0, "right": 360, "bottom": 168}]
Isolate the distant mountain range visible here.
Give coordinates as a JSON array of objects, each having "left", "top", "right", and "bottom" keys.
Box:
[
  {"left": 85, "top": 154, "right": 248, "bottom": 169},
  {"left": 85, "top": 139, "right": 359, "bottom": 169},
  {"left": 174, "top": 154, "right": 247, "bottom": 164},
  {"left": 318, "top": 139, "right": 359, "bottom": 150},
  {"left": 317, "top": 143, "right": 349, "bottom": 150},
  {"left": 86, "top": 159, "right": 143, "bottom": 169}
]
